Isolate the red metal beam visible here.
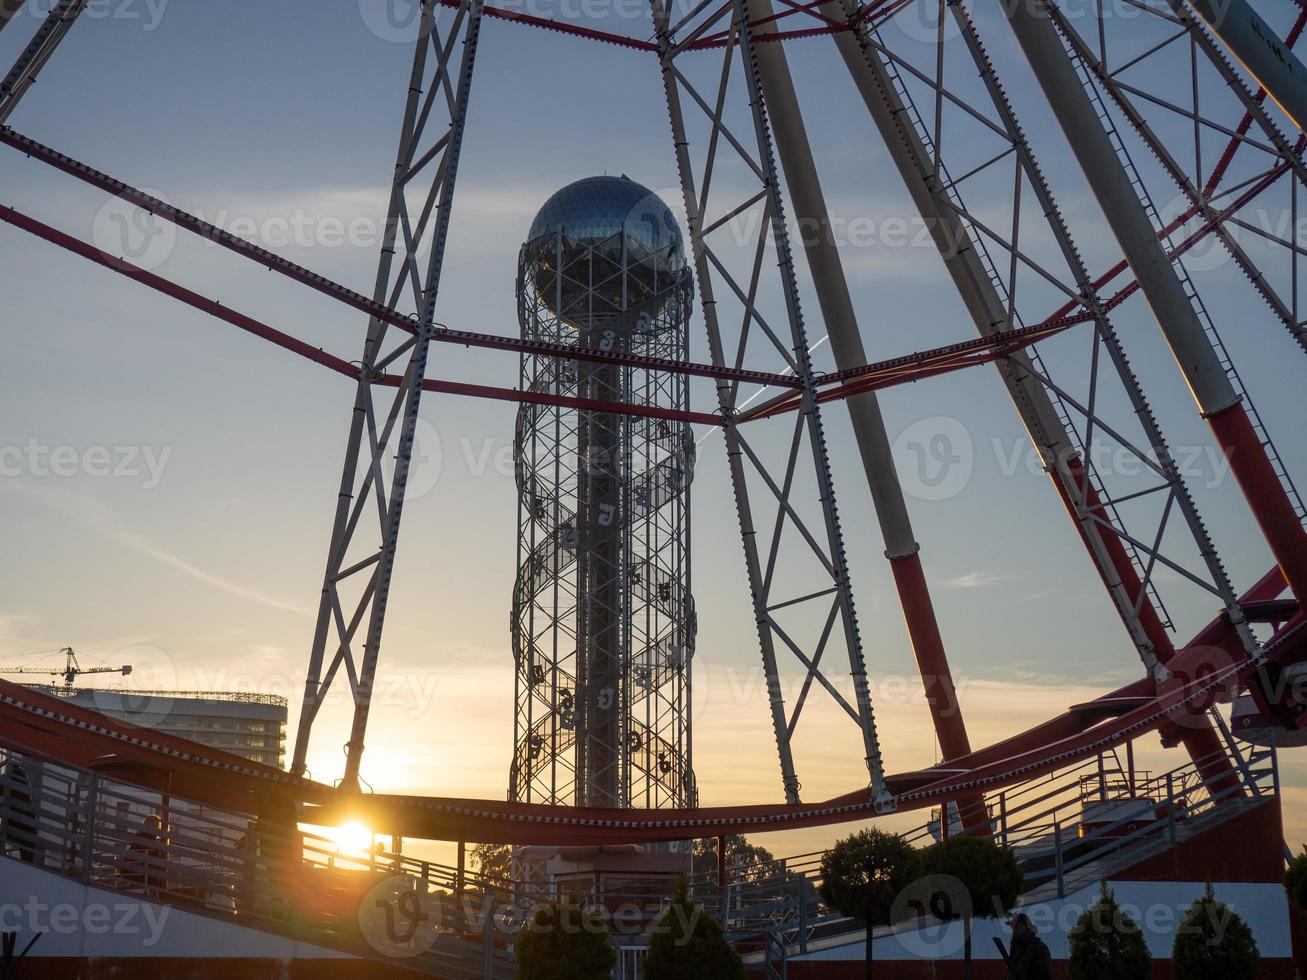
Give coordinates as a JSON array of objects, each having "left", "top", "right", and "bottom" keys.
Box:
[
  {"left": 1201, "top": 8, "right": 1307, "bottom": 199},
  {"left": 1208, "top": 399, "right": 1307, "bottom": 600},
  {"left": 1043, "top": 110, "right": 1307, "bottom": 330},
  {"left": 3, "top": 594, "right": 1300, "bottom": 843},
  {"left": 0, "top": 205, "right": 722, "bottom": 427},
  {"left": 812, "top": 317, "right": 1078, "bottom": 387},
  {"left": 7, "top": 123, "right": 1085, "bottom": 408},
  {"left": 0, "top": 126, "right": 800, "bottom": 392},
  {"left": 453, "top": 0, "right": 660, "bottom": 51},
  {"left": 1040, "top": 148, "right": 1300, "bottom": 329},
  {"left": 742, "top": 318, "right": 1081, "bottom": 422},
  {"left": 399, "top": 376, "right": 723, "bottom": 426}
]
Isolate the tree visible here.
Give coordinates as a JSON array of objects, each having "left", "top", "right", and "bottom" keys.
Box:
[
  {"left": 818, "top": 829, "right": 919, "bottom": 980},
  {"left": 692, "top": 835, "right": 776, "bottom": 884},
  {"left": 918, "top": 834, "right": 1022, "bottom": 980},
  {"left": 1173, "top": 879, "right": 1259, "bottom": 980},
  {"left": 645, "top": 877, "right": 743, "bottom": 980},
  {"left": 514, "top": 897, "right": 614, "bottom": 980},
  {"left": 1284, "top": 845, "right": 1307, "bottom": 915},
  {"left": 1067, "top": 881, "right": 1151, "bottom": 980},
  {"left": 470, "top": 841, "right": 512, "bottom": 884}
]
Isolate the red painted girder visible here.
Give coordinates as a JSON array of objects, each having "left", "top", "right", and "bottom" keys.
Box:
[
  {"left": 3, "top": 568, "right": 1299, "bottom": 844},
  {"left": 1, "top": 616, "right": 1294, "bottom": 843},
  {"left": 455, "top": 0, "right": 660, "bottom": 51},
  {"left": 1037, "top": 10, "right": 1306, "bottom": 328},
  {"left": 0, "top": 206, "right": 721, "bottom": 427},
  {"left": 1040, "top": 10, "right": 1307, "bottom": 327},
  {"left": 4, "top": 124, "right": 1102, "bottom": 407},
  {"left": 0, "top": 127, "right": 800, "bottom": 391},
  {"left": 1201, "top": 8, "right": 1307, "bottom": 198},
  {"left": 1043, "top": 135, "right": 1306, "bottom": 328},
  {"left": 396, "top": 375, "right": 723, "bottom": 426},
  {"left": 742, "top": 317, "right": 1082, "bottom": 422}
]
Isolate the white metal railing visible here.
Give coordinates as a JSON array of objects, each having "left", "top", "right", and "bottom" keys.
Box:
[{"left": 689, "top": 739, "right": 1277, "bottom": 953}]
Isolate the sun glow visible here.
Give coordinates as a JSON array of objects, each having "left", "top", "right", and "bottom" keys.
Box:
[{"left": 325, "top": 820, "right": 376, "bottom": 856}]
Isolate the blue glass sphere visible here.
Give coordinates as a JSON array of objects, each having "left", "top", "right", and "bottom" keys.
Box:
[
  {"left": 528, "top": 176, "right": 686, "bottom": 266},
  {"left": 522, "top": 176, "right": 687, "bottom": 324}
]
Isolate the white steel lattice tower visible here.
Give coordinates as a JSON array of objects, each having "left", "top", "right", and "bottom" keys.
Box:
[{"left": 510, "top": 176, "right": 697, "bottom": 809}]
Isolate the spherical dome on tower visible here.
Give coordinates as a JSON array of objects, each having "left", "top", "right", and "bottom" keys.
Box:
[
  {"left": 527, "top": 175, "right": 686, "bottom": 268},
  {"left": 520, "top": 176, "right": 689, "bottom": 329}
]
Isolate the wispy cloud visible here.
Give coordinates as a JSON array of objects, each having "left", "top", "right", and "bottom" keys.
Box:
[
  {"left": 1017, "top": 588, "right": 1058, "bottom": 602},
  {"left": 2, "top": 484, "right": 310, "bottom": 617},
  {"left": 941, "top": 568, "right": 1012, "bottom": 590}
]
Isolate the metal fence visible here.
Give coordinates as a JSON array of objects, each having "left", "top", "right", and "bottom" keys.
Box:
[
  {"left": 0, "top": 732, "right": 1279, "bottom": 978},
  {"left": 686, "top": 739, "right": 1278, "bottom": 962},
  {"left": 0, "top": 740, "right": 514, "bottom": 978}
]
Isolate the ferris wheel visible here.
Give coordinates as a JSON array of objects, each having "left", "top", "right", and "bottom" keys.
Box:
[{"left": 1, "top": 0, "right": 1304, "bottom": 842}]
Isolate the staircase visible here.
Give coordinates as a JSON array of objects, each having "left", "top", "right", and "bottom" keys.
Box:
[{"left": 709, "top": 740, "right": 1280, "bottom": 972}]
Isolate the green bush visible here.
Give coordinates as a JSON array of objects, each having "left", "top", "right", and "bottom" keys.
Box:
[
  {"left": 818, "top": 829, "right": 919, "bottom": 980},
  {"left": 1067, "top": 881, "right": 1151, "bottom": 980},
  {"left": 1172, "top": 880, "right": 1259, "bottom": 980},
  {"left": 514, "top": 897, "right": 614, "bottom": 980},
  {"left": 1285, "top": 845, "right": 1307, "bottom": 914},
  {"left": 644, "top": 877, "right": 742, "bottom": 980}
]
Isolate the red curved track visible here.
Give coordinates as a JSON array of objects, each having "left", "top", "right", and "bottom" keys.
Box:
[{"left": 4, "top": 567, "right": 1301, "bottom": 845}]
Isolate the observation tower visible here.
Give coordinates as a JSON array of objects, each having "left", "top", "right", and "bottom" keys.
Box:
[{"left": 509, "top": 176, "right": 698, "bottom": 810}]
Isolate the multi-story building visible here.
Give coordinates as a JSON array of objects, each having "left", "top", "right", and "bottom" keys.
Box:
[{"left": 25, "top": 686, "right": 288, "bottom": 769}]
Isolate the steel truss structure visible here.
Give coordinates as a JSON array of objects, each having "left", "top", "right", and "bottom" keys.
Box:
[
  {"left": 656, "top": 0, "right": 898, "bottom": 806},
  {"left": 2, "top": 0, "right": 1306, "bottom": 822},
  {"left": 285, "top": 0, "right": 487, "bottom": 788},
  {"left": 510, "top": 206, "right": 698, "bottom": 809}
]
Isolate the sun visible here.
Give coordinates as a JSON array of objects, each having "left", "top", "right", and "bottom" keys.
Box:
[{"left": 324, "top": 820, "right": 375, "bottom": 856}]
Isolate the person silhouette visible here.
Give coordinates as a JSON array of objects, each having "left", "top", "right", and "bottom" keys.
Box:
[{"left": 1003, "top": 912, "right": 1051, "bottom": 980}]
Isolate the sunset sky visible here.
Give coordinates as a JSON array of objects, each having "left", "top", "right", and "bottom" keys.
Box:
[{"left": 1, "top": 0, "right": 1304, "bottom": 862}]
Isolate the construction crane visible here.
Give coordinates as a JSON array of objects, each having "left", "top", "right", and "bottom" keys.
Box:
[{"left": 1, "top": 647, "right": 132, "bottom": 688}]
